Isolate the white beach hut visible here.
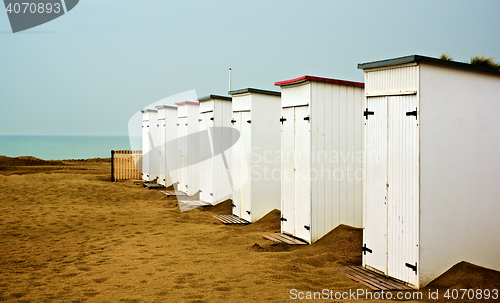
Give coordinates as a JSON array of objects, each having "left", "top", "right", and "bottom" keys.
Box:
[
  {"left": 155, "top": 105, "right": 177, "bottom": 188},
  {"left": 274, "top": 75, "right": 365, "bottom": 244},
  {"left": 197, "top": 95, "right": 233, "bottom": 205},
  {"left": 358, "top": 55, "right": 500, "bottom": 288},
  {"left": 141, "top": 109, "right": 158, "bottom": 182},
  {"left": 175, "top": 101, "right": 200, "bottom": 195},
  {"left": 229, "top": 88, "right": 281, "bottom": 223}
]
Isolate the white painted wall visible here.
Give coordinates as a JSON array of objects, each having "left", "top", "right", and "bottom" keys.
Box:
[
  {"left": 141, "top": 114, "right": 149, "bottom": 181},
  {"left": 249, "top": 93, "right": 282, "bottom": 222},
  {"left": 141, "top": 109, "right": 158, "bottom": 182},
  {"left": 175, "top": 102, "right": 200, "bottom": 195},
  {"left": 362, "top": 60, "right": 500, "bottom": 288},
  {"left": 156, "top": 105, "right": 177, "bottom": 187},
  {"left": 231, "top": 91, "right": 281, "bottom": 223},
  {"left": 198, "top": 97, "right": 233, "bottom": 205},
  {"left": 279, "top": 79, "right": 364, "bottom": 244},
  {"left": 419, "top": 63, "right": 500, "bottom": 286},
  {"left": 156, "top": 110, "right": 166, "bottom": 186}
]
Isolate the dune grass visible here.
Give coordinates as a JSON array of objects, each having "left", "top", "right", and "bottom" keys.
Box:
[
  {"left": 469, "top": 55, "right": 500, "bottom": 69},
  {"left": 439, "top": 53, "right": 453, "bottom": 61}
]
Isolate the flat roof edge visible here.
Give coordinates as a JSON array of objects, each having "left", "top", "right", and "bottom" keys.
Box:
[
  {"left": 275, "top": 75, "right": 364, "bottom": 88},
  {"left": 175, "top": 101, "right": 200, "bottom": 105},
  {"left": 358, "top": 54, "right": 500, "bottom": 75},
  {"left": 197, "top": 94, "right": 232, "bottom": 101},
  {"left": 229, "top": 88, "right": 281, "bottom": 96},
  {"left": 155, "top": 105, "right": 177, "bottom": 109}
]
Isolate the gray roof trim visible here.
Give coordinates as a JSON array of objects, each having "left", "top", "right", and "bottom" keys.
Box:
[
  {"left": 229, "top": 88, "right": 281, "bottom": 96},
  {"left": 155, "top": 105, "right": 177, "bottom": 109},
  {"left": 358, "top": 54, "right": 500, "bottom": 76},
  {"left": 141, "top": 109, "right": 158, "bottom": 113},
  {"left": 197, "top": 94, "right": 232, "bottom": 102}
]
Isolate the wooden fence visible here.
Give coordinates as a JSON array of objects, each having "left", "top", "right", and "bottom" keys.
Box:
[{"left": 111, "top": 150, "right": 142, "bottom": 182}]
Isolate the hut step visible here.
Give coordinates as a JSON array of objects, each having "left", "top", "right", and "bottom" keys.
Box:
[
  {"left": 143, "top": 183, "right": 165, "bottom": 189},
  {"left": 336, "top": 266, "right": 413, "bottom": 291},
  {"left": 262, "top": 233, "right": 308, "bottom": 245},
  {"left": 213, "top": 214, "right": 250, "bottom": 225}
]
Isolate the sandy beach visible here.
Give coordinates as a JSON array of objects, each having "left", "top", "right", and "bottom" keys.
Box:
[{"left": 0, "top": 156, "right": 498, "bottom": 302}]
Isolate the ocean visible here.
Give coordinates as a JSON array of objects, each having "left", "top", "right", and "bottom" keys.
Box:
[{"left": 0, "top": 135, "right": 142, "bottom": 160}]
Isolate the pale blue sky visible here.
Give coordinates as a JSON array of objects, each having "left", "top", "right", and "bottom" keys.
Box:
[{"left": 1, "top": 0, "right": 499, "bottom": 135}]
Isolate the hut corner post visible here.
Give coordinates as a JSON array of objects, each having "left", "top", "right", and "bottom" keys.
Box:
[{"left": 111, "top": 150, "right": 115, "bottom": 182}]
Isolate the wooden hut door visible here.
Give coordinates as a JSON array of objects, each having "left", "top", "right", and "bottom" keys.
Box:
[
  {"left": 180, "top": 117, "right": 189, "bottom": 193},
  {"left": 231, "top": 112, "right": 243, "bottom": 218},
  {"left": 281, "top": 107, "right": 295, "bottom": 235},
  {"left": 386, "top": 95, "right": 419, "bottom": 286},
  {"left": 294, "top": 105, "right": 311, "bottom": 242},
  {"left": 142, "top": 120, "right": 149, "bottom": 181},
  {"left": 199, "top": 111, "right": 214, "bottom": 203},
  {"left": 363, "top": 96, "right": 388, "bottom": 274},
  {"left": 281, "top": 106, "right": 310, "bottom": 241},
  {"left": 175, "top": 118, "right": 183, "bottom": 190},
  {"left": 158, "top": 120, "right": 166, "bottom": 186},
  {"left": 240, "top": 111, "right": 252, "bottom": 222}
]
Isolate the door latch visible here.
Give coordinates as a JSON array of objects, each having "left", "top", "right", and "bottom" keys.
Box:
[
  {"left": 406, "top": 107, "right": 418, "bottom": 119},
  {"left": 362, "top": 244, "right": 373, "bottom": 255},
  {"left": 405, "top": 262, "right": 417, "bottom": 274},
  {"left": 363, "top": 108, "right": 374, "bottom": 119}
]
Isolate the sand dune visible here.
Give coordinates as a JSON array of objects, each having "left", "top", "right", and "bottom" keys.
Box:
[{"left": 0, "top": 157, "right": 498, "bottom": 302}]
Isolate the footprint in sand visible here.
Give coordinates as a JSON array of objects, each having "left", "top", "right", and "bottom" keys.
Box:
[{"left": 92, "top": 277, "right": 108, "bottom": 284}]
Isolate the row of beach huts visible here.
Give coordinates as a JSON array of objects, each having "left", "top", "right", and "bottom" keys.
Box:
[{"left": 139, "top": 55, "right": 500, "bottom": 289}]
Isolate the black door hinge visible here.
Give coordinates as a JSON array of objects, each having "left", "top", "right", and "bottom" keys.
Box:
[
  {"left": 304, "top": 116, "right": 310, "bottom": 121},
  {"left": 280, "top": 117, "right": 287, "bottom": 124},
  {"left": 210, "top": 117, "right": 214, "bottom": 121},
  {"left": 363, "top": 108, "right": 374, "bottom": 119},
  {"left": 362, "top": 244, "right": 373, "bottom": 255},
  {"left": 246, "top": 210, "right": 251, "bottom": 215},
  {"left": 406, "top": 108, "right": 418, "bottom": 119},
  {"left": 405, "top": 262, "right": 417, "bottom": 274},
  {"left": 231, "top": 203, "right": 236, "bottom": 208},
  {"left": 304, "top": 225, "right": 310, "bottom": 230},
  {"left": 247, "top": 120, "right": 251, "bottom": 123},
  {"left": 280, "top": 217, "right": 287, "bottom": 222},
  {"left": 231, "top": 119, "right": 236, "bottom": 124},
  {"left": 198, "top": 119, "right": 202, "bottom": 122},
  {"left": 210, "top": 193, "right": 213, "bottom": 196}
]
